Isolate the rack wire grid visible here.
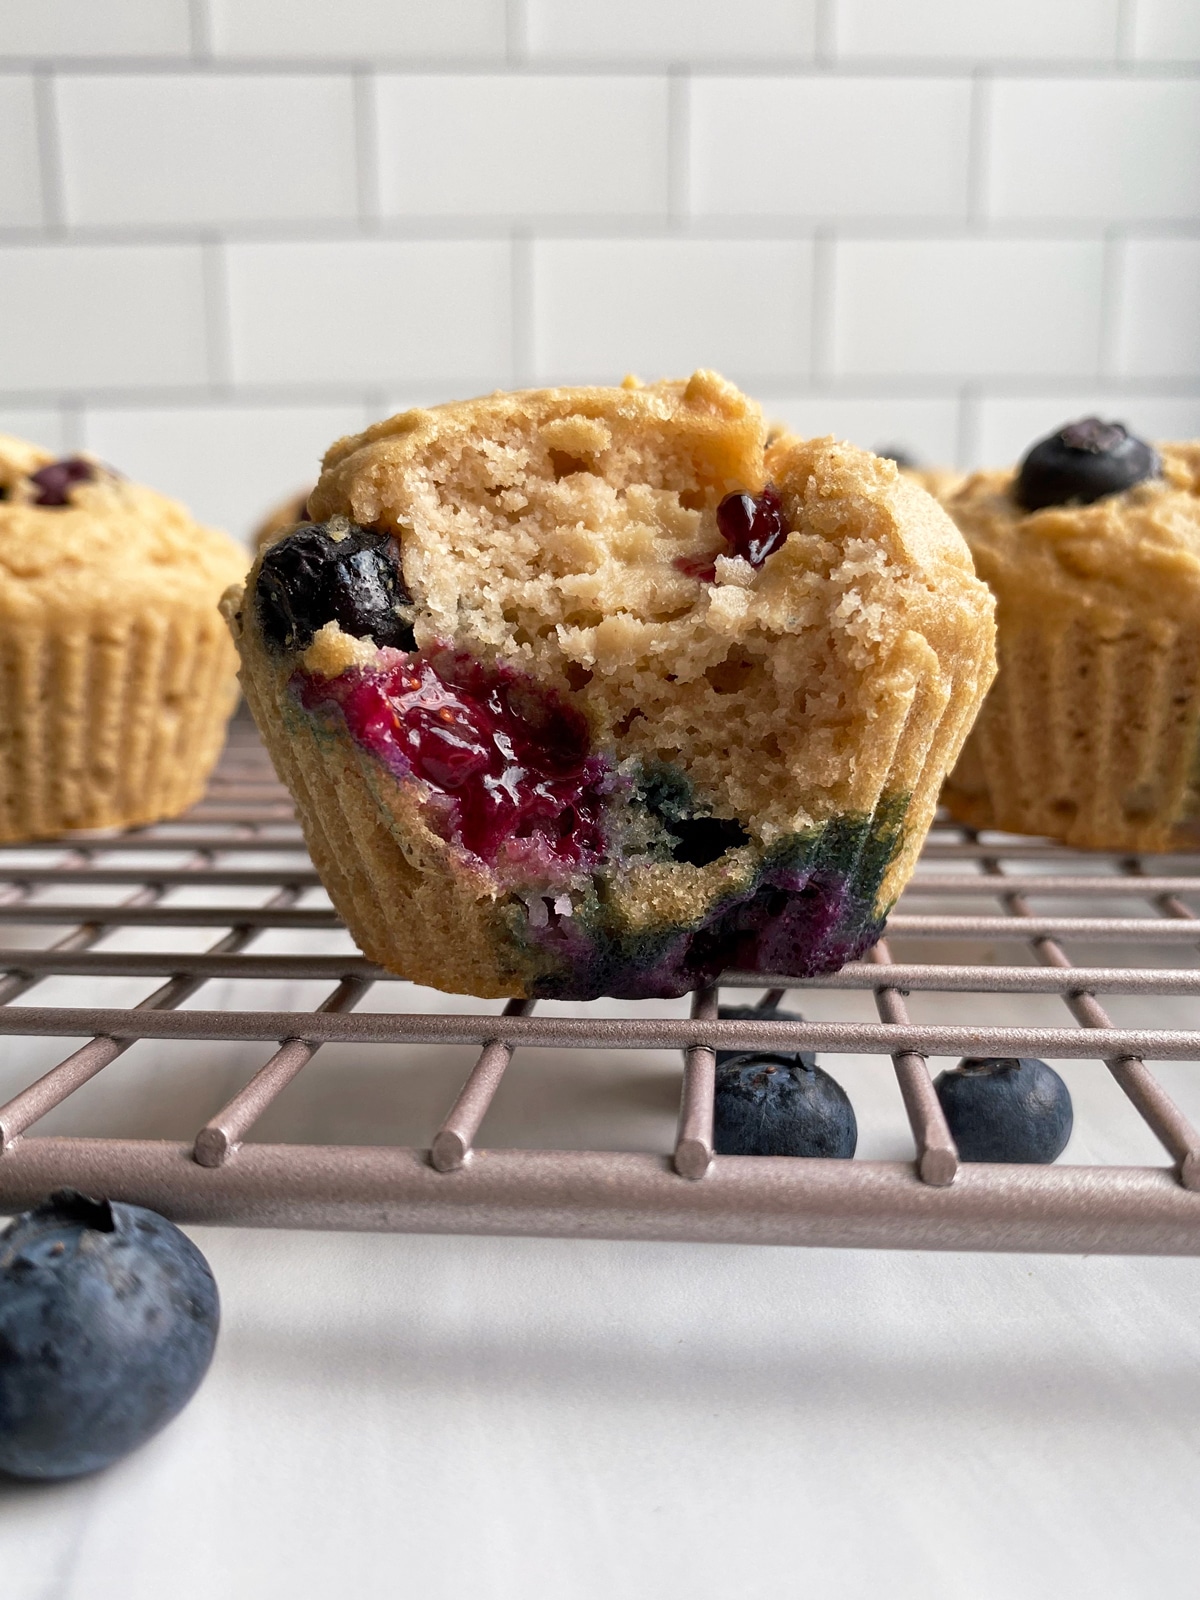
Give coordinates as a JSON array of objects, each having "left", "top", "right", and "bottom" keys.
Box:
[{"left": 1, "top": 707, "right": 1200, "bottom": 1255}]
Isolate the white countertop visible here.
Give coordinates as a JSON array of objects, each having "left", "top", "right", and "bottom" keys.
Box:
[{"left": 3, "top": 1226, "right": 1200, "bottom": 1600}]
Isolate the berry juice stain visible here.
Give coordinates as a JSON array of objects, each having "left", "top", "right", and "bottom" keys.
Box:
[{"left": 298, "top": 651, "right": 609, "bottom": 871}]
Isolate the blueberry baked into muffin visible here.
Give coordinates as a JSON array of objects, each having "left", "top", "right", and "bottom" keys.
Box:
[
  {"left": 225, "top": 372, "right": 996, "bottom": 999},
  {"left": 0, "top": 436, "right": 247, "bottom": 843},
  {"left": 942, "top": 418, "right": 1200, "bottom": 850}
]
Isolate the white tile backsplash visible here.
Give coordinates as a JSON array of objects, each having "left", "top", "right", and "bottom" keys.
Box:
[
  {"left": 82, "top": 404, "right": 370, "bottom": 538},
  {"left": 832, "top": 239, "right": 1105, "bottom": 377},
  {"left": 832, "top": 0, "right": 1122, "bottom": 60},
  {"left": 532, "top": 238, "right": 812, "bottom": 383},
  {"left": 0, "top": 409, "right": 67, "bottom": 454},
  {"left": 376, "top": 76, "right": 669, "bottom": 218},
  {"left": 0, "top": 0, "right": 192, "bottom": 58},
  {"left": 0, "top": 76, "right": 42, "bottom": 227},
  {"left": 988, "top": 79, "right": 1200, "bottom": 221},
  {"left": 226, "top": 240, "right": 512, "bottom": 386},
  {"left": 1133, "top": 0, "right": 1200, "bottom": 60},
  {"left": 207, "top": 0, "right": 507, "bottom": 60},
  {"left": 0, "top": 244, "right": 209, "bottom": 390},
  {"left": 0, "top": 5, "right": 1194, "bottom": 527},
  {"left": 976, "top": 394, "right": 1200, "bottom": 467},
  {"left": 690, "top": 76, "right": 972, "bottom": 218},
  {"left": 1115, "top": 239, "right": 1200, "bottom": 376},
  {"left": 57, "top": 75, "right": 359, "bottom": 228},
  {"left": 525, "top": 0, "right": 817, "bottom": 61}
]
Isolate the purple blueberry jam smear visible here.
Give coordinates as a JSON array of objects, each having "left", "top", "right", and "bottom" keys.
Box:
[
  {"left": 520, "top": 861, "right": 885, "bottom": 1000},
  {"left": 509, "top": 796, "right": 908, "bottom": 1001},
  {"left": 674, "top": 484, "right": 790, "bottom": 583},
  {"left": 297, "top": 650, "right": 610, "bottom": 872},
  {"left": 673, "top": 552, "right": 719, "bottom": 583},
  {"left": 29, "top": 457, "right": 95, "bottom": 507}
]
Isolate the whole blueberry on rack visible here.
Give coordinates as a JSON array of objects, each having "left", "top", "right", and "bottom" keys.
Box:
[
  {"left": 934, "top": 1057, "right": 1073, "bottom": 1163},
  {"left": 714, "top": 1052, "right": 857, "bottom": 1158},
  {"left": 0, "top": 1190, "right": 220, "bottom": 1480},
  {"left": 1014, "top": 418, "right": 1160, "bottom": 512},
  {"left": 716, "top": 1003, "right": 814, "bottom": 1068},
  {"left": 255, "top": 521, "right": 416, "bottom": 653}
]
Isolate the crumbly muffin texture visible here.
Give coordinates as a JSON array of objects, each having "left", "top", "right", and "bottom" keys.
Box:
[
  {"left": 943, "top": 441, "right": 1200, "bottom": 848},
  {"left": 230, "top": 373, "right": 996, "bottom": 998},
  {"left": 0, "top": 437, "right": 248, "bottom": 842}
]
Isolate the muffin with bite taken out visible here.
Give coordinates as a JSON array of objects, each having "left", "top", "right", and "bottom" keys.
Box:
[{"left": 224, "top": 372, "right": 996, "bottom": 1000}]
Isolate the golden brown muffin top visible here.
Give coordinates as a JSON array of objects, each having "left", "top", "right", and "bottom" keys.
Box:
[
  {"left": 946, "top": 441, "right": 1200, "bottom": 625},
  {"left": 283, "top": 371, "right": 994, "bottom": 838},
  {"left": 0, "top": 434, "right": 248, "bottom": 618}
]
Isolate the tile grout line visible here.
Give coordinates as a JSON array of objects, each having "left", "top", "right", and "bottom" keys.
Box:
[
  {"left": 1116, "top": 0, "right": 1140, "bottom": 63},
  {"left": 352, "top": 68, "right": 381, "bottom": 229},
  {"left": 2, "top": 58, "right": 1200, "bottom": 79},
  {"left": 810, "top": 229, "right": 836, "bottom": 382},
  {"left": 511, "top": 229, "right": 534, "bottom": 388},
  {"left": 813, "top": 0, "right": 838, "bottom": 67},
  {"left": 1098, "top": 230, "right": 1127, "bottom": 377},
  {"left": 3, "top": 218, "right": 1198, "bottom": 249},
  {"left": 506, "top": 0, "right": 528, "bottom": 67},
  {"left": 966, "top": 66, "right": 993, "bottom": 228},
  {"left": 188, "top": 0, "right": 212, "bottom": 61},
  {"left": 956, "top": 385, "right": 982, "bottom": 470},
  {"left": 666, "top": 66, "right": 690, "bottom": 230},
  {"left": 32, "top": 67, "right": 66, "bottom": 235},
  {"left": 200, "top": 239, "right": 234, "bottom": 392}
]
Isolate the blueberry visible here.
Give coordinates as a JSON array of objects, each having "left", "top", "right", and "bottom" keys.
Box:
[
  {"left": 1014, "top": 418, "right": 1160, "bottom": 512},
  {"left": 255, "top": 522, "right": 416, "bottom": 654},
  {"left": 716, "top": 484, "right": 789, "bottom": 568},
  {"left": 715, "top": 1003, "right": 814, "bottom": 1068},
  {"left": 934, "top": 1057, "right": 1073, "bottom": 1163},
  {"left": 713, "top": 1052, "right": 857, "bottom": 1158},
  {"left": 28, "top": 457, "right": 95, "bottom": 507},
  {"left": 0, "top": 1190, "right": 219, "bottom": 1480}
]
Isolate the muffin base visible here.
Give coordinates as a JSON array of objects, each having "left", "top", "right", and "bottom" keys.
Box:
[
  {"left": 942, "top": 615, "right": 1200, "bottom": 852},
  {"left": 0, "top": 612, "right": 239, "bottom": 844}
]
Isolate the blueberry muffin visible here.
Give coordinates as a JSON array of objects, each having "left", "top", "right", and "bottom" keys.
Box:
[
  {"left": 224, "top": 372, "right": 996, "bottom": 999},
  {"left": 942, "top": 419, "right": 1200, "bottom": 849},
  {"left": 252, "top": 487, "right": 311, "bottom": 553},
  {"left": 0, "top": 437, "right": 247, "bottom": 842},
  {"left": 874, "top": 447, "right": 964, "bottom": 504}
]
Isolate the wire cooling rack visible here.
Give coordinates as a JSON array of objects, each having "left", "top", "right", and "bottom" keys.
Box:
[{"left": 1, "top": 709, "right": 1199, "bottom": 1255}]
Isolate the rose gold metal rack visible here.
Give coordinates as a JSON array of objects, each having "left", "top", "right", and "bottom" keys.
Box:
[{"left": 1, "top": 710, "right": 1200, "bottom": 1253}]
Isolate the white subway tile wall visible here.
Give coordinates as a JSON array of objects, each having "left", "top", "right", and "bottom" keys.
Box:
[{"left": 0, "top": 0, "right": 1196, "bottom": 538}]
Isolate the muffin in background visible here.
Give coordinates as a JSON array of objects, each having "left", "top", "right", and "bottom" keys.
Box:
[
  {"left": 0, "top": 437, "right": 248, "bottom": 843},
  {"left": 224, "top": 373, "right": 995, "bottom": 1000},
  {"left": 942, "top": 419, "right": 1200, "bottom": 851},
  {"left": 874, "top": 446, "right": 965, "bottom": 504},
  {"left": 251, "top": 487, "right": 311, "bottom": 553}
]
